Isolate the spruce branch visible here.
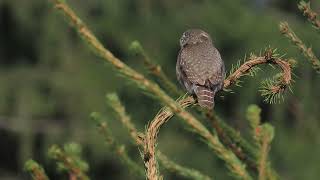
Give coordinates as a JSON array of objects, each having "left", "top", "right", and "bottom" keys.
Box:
[
  {"left": 49, "top": 1, "right": 293, "bottom": 179},
  {"left": 90, "top": 112, "right": 145, "bottom": 178},
  {"left": 227, "top": 56, "right": 261, "bottom": 88},
  {"left": 144, "top": 96, "right": 194, "bottom": 180},
  {"left": 128, "top": 39, "right": 280, "bottom": 173},
  {"left": 105, "top": 94, "right": 143, "bottom": 145},
  {"left": 106, "top": 93, "right": 212, "bottom": 180},
  {"left": 257, "top": 124, "right": 274, "bottom": 180},
  {"left": 225, "top": 48, "right": 292, "bottom": 103},
  {"left": 217, "top": 117, "right": 257, "bottom": 159},
  {"left": 129, "top": 39, "right": 281, "bottom": 175},
  {"left": 206, "top": 109, "right": 280, "bottom": 179},
  {"left": 157, "top": 151, "right": 212, "bottom": 180},
  {"left": 202, "top": 49, "right": 290, "bottom": 176},
  {"left": 205, "top": 110, "right": 258, "bottom": 172},
  {"left": 129, "top": 41, "right": 182, "bottom": 96},
  {"left": 129, "top": 39, "right": 256, "bottom": 170},
  {"left": 279, "top": 21, "right": 320, "bottom": 73},
  {"left": 48, "top": 143, "right": 89, "bottom": 180},
  {"left": 142, "top": 95, "right": 253, "bottom": 180},
  {"left": 129, "top": 40, "right": 288, "bottom": 167},
  {"left": 246, "top": 105, "right": 262, "bottom": 145},
  {"left": 298, "top": 1, "right": 320, "bottom": 31},
  {"left": 24, "top": 159, "right": 49, "bottom": 180},
  {"left": 50, "top": 1, "right": 251, "bottom": 179},
  {"left": 246, "top": 105, "right": 277, "bottom": 180}
]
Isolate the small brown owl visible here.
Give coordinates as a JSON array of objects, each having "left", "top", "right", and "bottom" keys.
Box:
[{"left": 176, "top": 29, "right": 225, "bottom": 109}]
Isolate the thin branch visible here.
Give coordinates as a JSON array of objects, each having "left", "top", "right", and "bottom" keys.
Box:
[
  {"left": 246, "top": 105, "right": 262, "bottom": 145},
  {"left": 258, "top": 137, "right": 268, "bottom": 180},
  {"left": 246, "top": 105, "right": 277, "bottom": 180},
  {"left": 205, "top": 111, "right": 258, "bottom": 171},
  {"left": 24, "top": 160, "right": 49, "bottom": 180},
  {"left": 215, "top": 115, "right": 258, "bottom": 160},
  {"left": 48, "top": 143, "right": 89, "bottom": 180},
  {"left": 206, "top": 108, "right": 277, "bottom": 179},
  {"left": 298, "top": 1, "right": 320, "bottom": 31},
  {"left": 105, "top": 93, "right": 144, "bottom": 145},
  {"left": 105, "top": 94, "right": 143, "bottom": 145},
  {"left": 257, "top": 125, "right": 274, "bottom": 180},
  {"left": 91, "top": 112, "right": 145, "bottom": 178},
  {"left": 279, "top": 21, "right": 320, "bottom": 73},
  {"left": 50, "top": 1, "right": 251, "bottom": 179},
  {"left": 224, "top": 49, "right": 291, "bottom": 91},
  {"left": 208, "top": 113, "right": 282, "bottom": 180},
  {"left": 157, "top": 151, "right": 212, "bottom": 180},
  {"left": 129, "top": 41, "right": 182, "bottom": 96}
]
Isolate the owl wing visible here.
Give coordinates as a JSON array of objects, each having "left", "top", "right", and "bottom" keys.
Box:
[
  {"left": 178, "top": 45, "right": 225, "bottom": 91},
  {"left": 176, "top": 49, "right": 195, "bottom": 93},
  {"left": 177, "top": 46, "right": 205, "bottom": 87},
  {"left": 207, "top": 48, "right": 225, "bottom": 91}
]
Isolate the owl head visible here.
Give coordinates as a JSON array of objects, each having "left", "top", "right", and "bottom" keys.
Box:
[{"left": 179, "top": 29, "right": 212, "bottom": 47}]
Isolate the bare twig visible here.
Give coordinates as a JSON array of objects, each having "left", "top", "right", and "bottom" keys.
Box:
[{"left": 280, "top": 21, "right": 320, "bottom": 73}]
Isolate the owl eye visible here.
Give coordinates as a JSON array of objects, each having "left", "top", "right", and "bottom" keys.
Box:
[{"left": 180, "top": 33, "right": 189, "bottom": 46}]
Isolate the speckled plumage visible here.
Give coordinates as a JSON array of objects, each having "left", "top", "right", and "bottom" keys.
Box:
[{"left": 176, "top": 29, "right": 225, "bottom": 109}]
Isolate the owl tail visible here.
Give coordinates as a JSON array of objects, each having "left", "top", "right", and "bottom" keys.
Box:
[{"left": 194, "top": 86, "right": 215, "bottom": 109}]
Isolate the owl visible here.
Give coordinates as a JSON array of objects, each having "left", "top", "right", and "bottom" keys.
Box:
[{"left": 176, "top": 29, "right": 225, "bottom": 109}]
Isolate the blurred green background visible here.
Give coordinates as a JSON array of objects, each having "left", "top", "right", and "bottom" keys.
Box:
[{"left": 0, "top": 0, "right": 320, "bottom": 179}]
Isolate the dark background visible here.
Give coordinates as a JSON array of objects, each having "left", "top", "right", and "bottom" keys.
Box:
[{"left": 0, "top": 0, "right": 320, "bottom": 179}]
